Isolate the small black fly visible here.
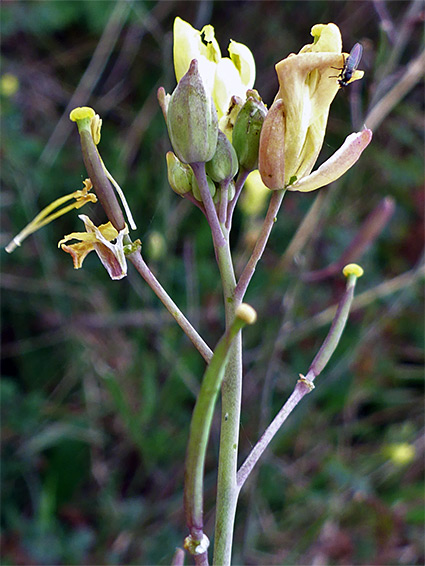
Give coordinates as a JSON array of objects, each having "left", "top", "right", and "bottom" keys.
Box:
[{"left": 330, "top": 43, "right": 363, "bottom": 87}]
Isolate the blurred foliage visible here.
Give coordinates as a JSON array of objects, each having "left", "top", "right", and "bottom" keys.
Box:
[{"left": 1, "top": 1, "right": 424, "bottom": 565}]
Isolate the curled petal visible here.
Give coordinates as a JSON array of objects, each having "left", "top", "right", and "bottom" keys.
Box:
[
  {"left": 59, "top": 215, "right": 128, "bottom": 280},
  {"left": 288, "top": 129, "right": 373, "bottom": 192},
  {"left": 274, "top": 23, "right": 365, "bottom": 184}
]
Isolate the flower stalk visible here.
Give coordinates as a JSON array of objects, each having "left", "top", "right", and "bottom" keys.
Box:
[
  {"left": 184, "top": 305, "right": 256, "bottom": 553},
  {"left": 236, "top": 264, "right": 364, "bottom": 491}
]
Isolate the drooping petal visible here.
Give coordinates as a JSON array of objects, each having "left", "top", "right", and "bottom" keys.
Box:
[
  {"left": 288, "top": 129, "right": 373, "bottom": 192},
  {"left": 273, "top": 23, "right": 365, "bottom": 185},
  {"left": 59, "top": 215, "right": 128, "bottom": 280}
]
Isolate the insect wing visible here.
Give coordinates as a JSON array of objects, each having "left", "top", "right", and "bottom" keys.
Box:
[{"left": 346, "top": 43, "right": 363, "bottom": 73}]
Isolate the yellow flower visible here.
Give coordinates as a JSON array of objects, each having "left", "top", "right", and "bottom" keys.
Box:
[
  {"left": 58, "top": 214, "right": 129, "bottom": 280},
  {"left": 173, "top": 17, "right": 255, "bottom": 119},
  {"left": 259, "top": 23, "right": 371, "bottom": 191}
]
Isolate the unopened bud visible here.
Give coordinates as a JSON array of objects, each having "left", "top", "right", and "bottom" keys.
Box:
[
  {"left": 166, "top": 59, "right": 218, "bottom": 164},
  {"left": 206, "top": 130, "right": 238, "bottom": 183},
  {"left": 232, "top": 90, "right": 267, "bottom": 172},
  {"left": 191, "top": 174, "right": 216, "bottom": 202},
  {"left": 235, "top": 303, "right": 257, "bottom": 325},
  {"left": 166, "top": 151, "right": 193, "bottom": 195},
  {"left": 258, "top": 98, "right": 285, "bottom": 189}
]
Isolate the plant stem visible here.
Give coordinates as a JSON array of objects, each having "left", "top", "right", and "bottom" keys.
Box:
[
  {"left": 184, "top": 315, "right": 246, "bottom": 544},
  {"left": 235, "top": 189, "right": 286, "bottom": 302},
  {"left": 236, "top": 269, "right": 361, "bottom": 490},
  {"left": 188, "top": 160, "right": 244, "bottom": 564},
  {"left": 128, "top": 250, "right": 213, "bottom": 363},
  {"left": 213, "top": 242, "right": 242, "bottom": 566}
]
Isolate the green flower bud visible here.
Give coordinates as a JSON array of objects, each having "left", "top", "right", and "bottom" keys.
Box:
[
  {"left": 166, "top": 151, "right": 193, "bottom": 195},
  {"left": 166, "top": 59, "right": 218, "bottom": 164},
  {"left": 191, "top": 174, "right": 216, "bottom": 202},
  {"left": 205, "top": 130, "right": 238, "bottom": 183},
  {"left": 232, "top": 89, "right": 267, "bottom": 172}
]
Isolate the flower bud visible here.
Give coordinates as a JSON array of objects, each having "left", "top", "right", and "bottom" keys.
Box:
[
  {"left": 232, "top": 90, "right": 267, "bottom": 172},
  {"left": 206, "top": 130, "right": 238, "bottom": 183},
  {"left": 166, "top": 59, "right": 218, "bottom": 164},
  {"left": 191, "top": 174, "right": 216, "bottom": 202},
  {"left": 258, "top": 98, "right": 285, "bottom": 189},
  {"left": 166, "top": 151, "right": 193, "bottom": 195}
]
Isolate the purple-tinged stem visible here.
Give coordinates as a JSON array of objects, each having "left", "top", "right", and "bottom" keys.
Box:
[
  {"left": 226, "top": 168, "right": 250, "bottom": 230},
  {"left": 191, "top": 162, "right": 225, "bottom": 249},
  {"left": 218, "top": 180, "right": 230, "bottom": 226},
  {"left": 237, "top": 270, "right": 360, "bottom": 490}
]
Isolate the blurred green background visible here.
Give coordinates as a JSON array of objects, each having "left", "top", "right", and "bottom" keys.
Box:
[{"left": 1, "top": 1, "right": 423, "bottom": 564}]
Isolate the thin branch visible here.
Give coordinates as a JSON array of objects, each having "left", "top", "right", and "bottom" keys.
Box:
[
  {"left": 128, "top": 250, "right": 213, "bottom": 363},
  {"left": 235, "top": 189, "right": 286, "bottom": 302},
  {"left": 237, "top": 271, "right": 361, "bottom": 490}
]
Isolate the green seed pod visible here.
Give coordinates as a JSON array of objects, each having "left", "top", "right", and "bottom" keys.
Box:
[
  {"left": 166, "top": 151, "right": 193, "bottom": 195},
  {"left": 206, "top": 130, "right": 239, "bottom": 183},
  {"left": 232, "top": 90, "right": 267, "bottom": 172},
  {"left": 166, "top": 59, "right": 218, "bottom": 164},
  {"left": 191, "top": 174, "right": 216, "bottom": 202}
]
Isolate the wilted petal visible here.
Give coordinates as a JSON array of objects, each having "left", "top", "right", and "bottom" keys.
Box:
[
  {"left": 274, "top": 23, "right": 365, "bottom": 185},
  {"left": 288, "top": 129, "right": 373, "bottom": 192},
  {"left": 59, "top": 214, "right": 128, "bottom": 280}
]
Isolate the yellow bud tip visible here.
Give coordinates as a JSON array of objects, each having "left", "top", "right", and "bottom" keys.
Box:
[
  {"left": 343, "top": 263, "right": 364, "bottom": 278},
  {"left": 69, "top": 107, "right": 96, "bottom": 122},
  {"left": 236, "top": 303, "right": 257, "bottom": 325}
]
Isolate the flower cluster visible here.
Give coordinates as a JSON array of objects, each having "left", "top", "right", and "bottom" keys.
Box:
[
  {"left": 6, "top": 17, "right": 372, "bottom": 278},
  {"left": 161, "top": 18, "right": 371, "bottom": 209}
]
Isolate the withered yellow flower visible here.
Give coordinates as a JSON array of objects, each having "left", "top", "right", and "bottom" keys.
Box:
[
  {"left": 59, "top": 214, "right": 129, "bottom": 280},
  {"left": 259, "top": 23, "right": 370, "bottom": 191}
]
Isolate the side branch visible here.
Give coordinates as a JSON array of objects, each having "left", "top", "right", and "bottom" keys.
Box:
[
  {"left": 235, "top": 189, "right": 286, "bottom": 302},
  {"left": 236, "top": 267, "right": 361, "bottom": 490},
  {"left": 128, "top": 250, "right": 213, "bottom": 363}
]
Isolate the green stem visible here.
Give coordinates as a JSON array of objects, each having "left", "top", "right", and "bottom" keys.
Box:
[
  {"left": 184, "top": 315, "right": 246, "bottom": 542},
  {"left": 213, "top": 242, "right": 242, "bottom": 566}
]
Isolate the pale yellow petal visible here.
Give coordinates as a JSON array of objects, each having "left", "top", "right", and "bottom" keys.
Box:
[
  {"left": 288, "top": 129, "right": 372, "bottom": 192},
  {"left": 228, "top": 39, "right": 256, "bottom": 88}
]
